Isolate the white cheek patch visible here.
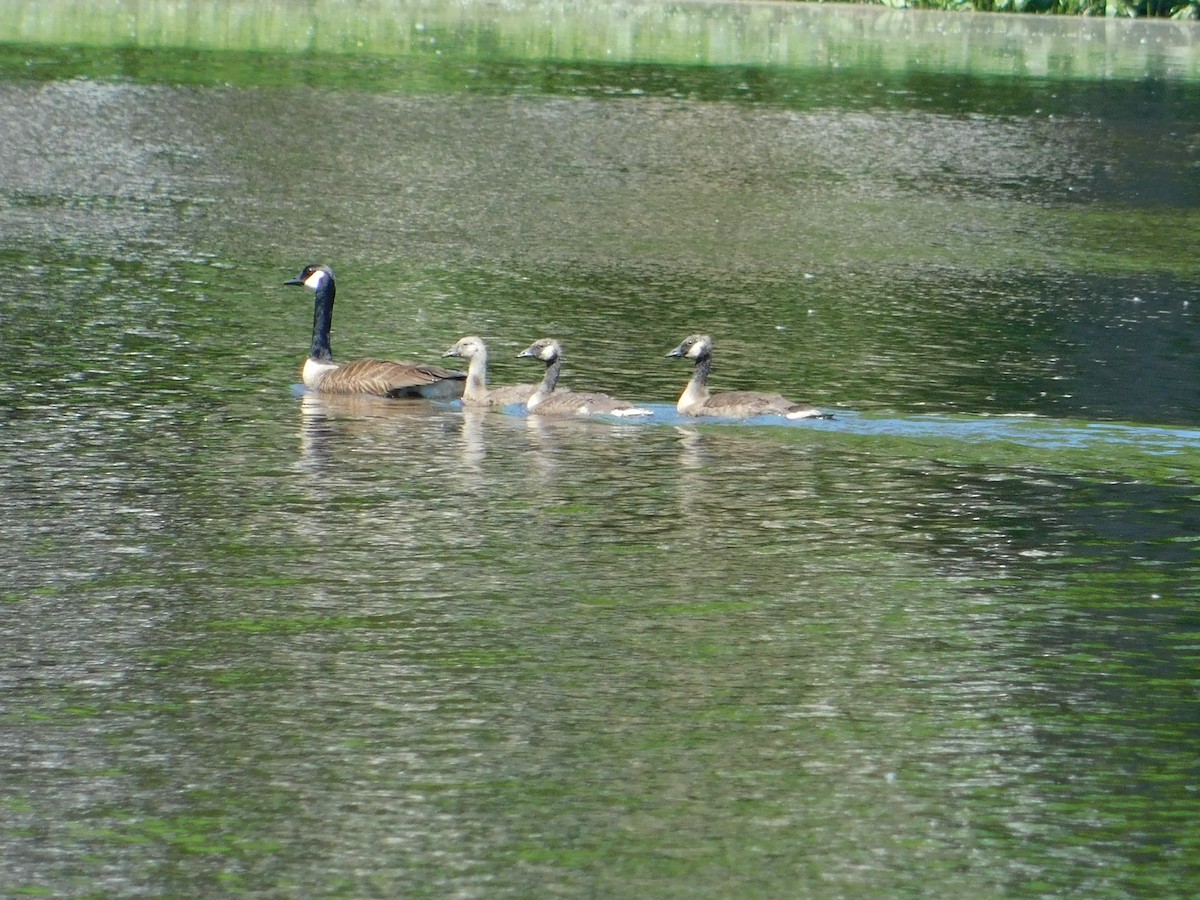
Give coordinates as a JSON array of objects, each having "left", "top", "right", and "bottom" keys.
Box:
[{"left": 304, "top": 269, "right": 329, "bottom": 290}]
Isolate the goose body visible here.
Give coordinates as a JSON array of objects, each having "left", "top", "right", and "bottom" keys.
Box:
[
  {"left": 517, "top": 339, "right": 652, "bottom": 418},
  {"left": 442, "top": 336, "right": 538, "bottom": 408},
  {"left": 667, "top": 334, "right": 830, "bottom": 420},
  {"left": 285, "top": 264, "right": 466, "bottom": 400}
]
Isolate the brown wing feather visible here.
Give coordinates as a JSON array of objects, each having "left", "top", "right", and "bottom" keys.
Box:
[
  {"left": 532, "top": 391, "right": 642, "bottom": 416},
  {"left": 323, "top": 358, "right": 466, "bottom": 399},
  {"left": 708, "top": 391, "right": 793, "bottom": 414},
  {"left": 473, "top": 383, "right": 539, "bottom": 407},
  {"left": 698, "top": 390, "right": 825, "bottom": 418}
]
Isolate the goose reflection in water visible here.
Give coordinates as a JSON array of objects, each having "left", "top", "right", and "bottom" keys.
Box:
[
  {"left": 296, "top": 392, "right": 449, "bottom": 469},
  {"left": 297, "top": 392, "right": 507, "bottom": 500}
]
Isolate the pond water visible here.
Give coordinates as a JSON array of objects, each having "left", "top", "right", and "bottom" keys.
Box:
[{"left": 2, "top": 1, "right": 1199, "bottom": 896}]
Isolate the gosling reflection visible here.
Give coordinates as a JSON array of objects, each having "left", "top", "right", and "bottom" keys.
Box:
[
  {"left": 674, "top": 426, "right": 711, "bottom": 471},
  {"left": 457, "top": 406, "right": 487, "bottom": 478},
  {"left": 521, "top": 413, "right": 651, "bottom": 488}
]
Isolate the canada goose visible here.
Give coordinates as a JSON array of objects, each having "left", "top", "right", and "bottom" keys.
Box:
[
  {"left": 442, "top": 336, "right": 538, "bottom": 408},
  {"left": 517, "top": 339, "right": 652, "bottom": 418},
  {"left": 284, "top": 264, "right": 466, "bottom": 399},
  {"left": 666, "top": 334, "right": 830, "bottom": 419}
]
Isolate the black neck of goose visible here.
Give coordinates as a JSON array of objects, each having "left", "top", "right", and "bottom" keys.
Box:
[
  {"left": 691, "top": 354, "right": 712, "bottom": 389},
  {"left": 540, "top": 356, "right": 563, "bottom": 394},
  {"left": 310, "top": 279, "right": 335, "bottom": 362}
]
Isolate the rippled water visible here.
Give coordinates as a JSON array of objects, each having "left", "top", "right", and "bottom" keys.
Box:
[{"left": 2, "top": 3, "right": 1199, "bottom": 896}]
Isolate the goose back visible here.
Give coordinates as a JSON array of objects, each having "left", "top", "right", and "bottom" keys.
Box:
[
  {"left": 305, "top": 357, "right": 468, "bottom": 399},
  {"left": 479, "top": 383, "right": 538, "bottom": 407},
  {"left": 529, "top": 390, "right": 649, "bottom": 417},
  {"left": 682, "top": 389, "right": 825, "bottom": 419}
]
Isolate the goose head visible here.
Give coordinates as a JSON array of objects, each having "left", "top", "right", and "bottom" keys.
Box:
[
  {"left": 285, "top": 264, "right": 334, "bottom": 291},
  {"left": 518, "top": 338, "right": 563, "bottom": 364},
  {"left": 443, "top": 336, "right": 488, "bottom": 360},
  {"left": 667, "top": 334, "right": 713, "bottom": 362}
]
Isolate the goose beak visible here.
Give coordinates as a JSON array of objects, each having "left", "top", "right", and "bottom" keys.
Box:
[
  {"left": 517, "top": 347, "right": 534, "bottom": 359},
  {"left": 284, "top": 276, "right": 304, "bottom": 286},
  {"left": 666, "top": 344, "right": 685, "bottom": 358}
]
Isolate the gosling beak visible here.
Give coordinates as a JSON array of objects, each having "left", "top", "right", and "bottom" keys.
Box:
[
  {"left": 517, "top": 347, "right": 534, "bottom": 359},
  {"left": 441, "top": 348, "right": 458, "bottom": 358},
  {"left": 666, "top": 344, "right": 685, "bottom": 358}
]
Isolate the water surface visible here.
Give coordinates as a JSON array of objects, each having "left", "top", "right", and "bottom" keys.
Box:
[{"left": 2, "top": 1, "right": 1199, "bottom": 896}]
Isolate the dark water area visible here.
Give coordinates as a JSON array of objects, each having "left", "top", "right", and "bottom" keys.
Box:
[{"left": 2, "top": 2, "right": 1199, "bottom": 896}]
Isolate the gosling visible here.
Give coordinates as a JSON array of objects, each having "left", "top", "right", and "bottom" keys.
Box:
[
  {"left": 517, "top": 339, "right": 652, "bottom": 418},
  {"left": 443, "top": 336, "right": 538, "bottom": 408},
  {"left": 666, "top": 334, "right": 830, "bottom": 419}
]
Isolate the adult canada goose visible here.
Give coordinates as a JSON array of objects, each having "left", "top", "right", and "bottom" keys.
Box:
[
  {"left": 666, "top": 334, "right": 831, "bottom": 419},
  {"left": 442, "top": 336, "right": 538, "bottom": 408},
  {"left": 517, "top": 339, "right": 652, "bottom": 418},
  {"left": 284, "top": 264, "right": 466, "bottom": 399}
]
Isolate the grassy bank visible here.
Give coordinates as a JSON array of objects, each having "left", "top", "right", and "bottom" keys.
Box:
[{"left": 2, "top": 1, "right": 1199, "bottom": 84}]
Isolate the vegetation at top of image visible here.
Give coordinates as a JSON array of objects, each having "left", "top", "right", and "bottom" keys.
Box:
[{"left": 848, "top": 0, "right": 1199, "bottom": 16}]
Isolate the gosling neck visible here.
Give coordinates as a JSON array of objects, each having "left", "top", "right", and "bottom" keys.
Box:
[
  {"left": 687, "top": 354, "right": 713, "bottom": 401},
  {"left": 463, "top": 350, "right": 489, "bottom": 402},
  {"left": 530, "top": 355, "right": 563, "bottom": 405},
  {"left": 310, "top": 278, "right": 335, "bottom": 362}
]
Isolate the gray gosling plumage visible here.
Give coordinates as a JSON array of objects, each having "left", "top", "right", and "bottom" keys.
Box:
[
  {"left": 442, "top": 336, "right": 538, "bottom": 408},
  {"left": 517, "top": 339, "right": 652, "bottom": 418},
  {"left": 666, "top": 334, "right": 830, "bottom": 419},
  {"left": 285, "top": 264, "right": 465, "bottom": 399}
]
